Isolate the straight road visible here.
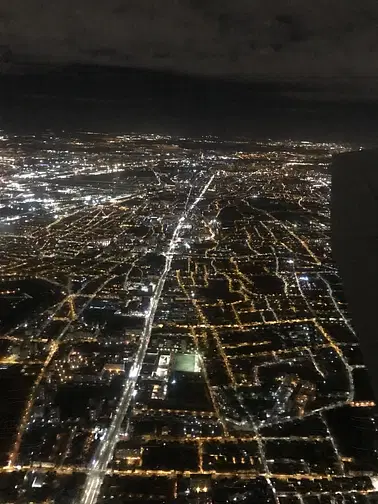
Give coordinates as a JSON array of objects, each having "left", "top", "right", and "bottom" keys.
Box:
[{"left": 79, "top": 175, "right": 214, "bottom": 504}]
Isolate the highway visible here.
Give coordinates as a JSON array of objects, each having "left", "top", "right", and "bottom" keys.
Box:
[{"left": 79, "top": 175, "right": 214, "bottom": 504}]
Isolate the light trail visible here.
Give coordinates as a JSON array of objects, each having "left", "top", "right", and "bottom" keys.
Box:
[
  {"left": 251, "top": 204, "right": 322, "bottom": 265},
  {"left": 314, "top": 320, "right": 354, "bottom": 402},
  {"left": 293, "top": 269, "right": 354, "bottom": 402},
  {"left": 264, "top": 295, "right": 279, "bottom": 321},
  {"left": 235, "top": 392, "right": 280, "bottom": 504},
  {"left": 79, "top": 174, "right": 215, "bottom": 504},
  {"left": 9, "top": 272, "right": 118, "bottom": 466},
  {"left": 318, "top": 274, "right": 356, "bottom": 336},
  {"left": 270, "top": 245, "right": 289, "bottom": 297},
  {"left": 320, "top": 412, "right": 345, "bottom": 476},
  {"left": 305, "top": 347, "right": 325, "bottom": 379}
]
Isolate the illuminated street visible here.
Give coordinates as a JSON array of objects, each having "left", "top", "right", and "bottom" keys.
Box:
[
  {"left": 0, "top": 132, "right": 377, "bottom": 503},
  {"left": 80, "top": 175, "right": 215, "bottom": 504}
]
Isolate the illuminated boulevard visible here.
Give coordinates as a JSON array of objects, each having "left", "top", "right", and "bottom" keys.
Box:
[
  {"left": 79, "top": 175, "right": 215, "bottom": 504},
  {"left": 1, "top": 133, "right": 376, "bottom": 503}
]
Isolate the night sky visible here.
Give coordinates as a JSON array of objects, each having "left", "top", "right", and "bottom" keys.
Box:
[{"left": 1, "top": 0, "right": 378, "bottom": 101}]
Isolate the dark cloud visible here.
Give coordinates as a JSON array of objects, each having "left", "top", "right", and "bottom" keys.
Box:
[{"left": 1, "top": 0, "right": 378, "bottom": 97}]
